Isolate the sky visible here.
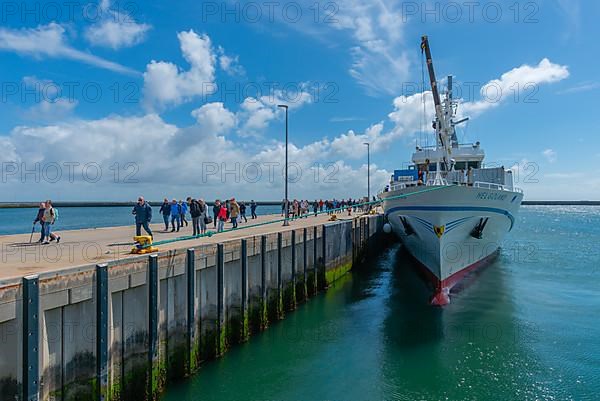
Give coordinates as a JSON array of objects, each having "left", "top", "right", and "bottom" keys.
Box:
[{"left": 0, "top": 0, "right": 599, "bottom": 201}]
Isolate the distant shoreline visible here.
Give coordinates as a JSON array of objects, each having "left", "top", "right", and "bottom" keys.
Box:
[{"left": 0, "top": 200, "right": 599, "bottom": 208}]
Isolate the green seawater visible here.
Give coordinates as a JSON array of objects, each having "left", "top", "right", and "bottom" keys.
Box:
[{"left": 162, "top": 206, "right": 600, "bottom": 400}]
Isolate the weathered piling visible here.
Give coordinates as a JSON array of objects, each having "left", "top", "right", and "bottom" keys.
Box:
[{"left": 0, "top": 214, "right": 384, "bottom": 400}]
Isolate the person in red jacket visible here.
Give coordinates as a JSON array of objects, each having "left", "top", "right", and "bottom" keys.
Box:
[{"left": 216, "top": 204, "right": 228, "bottom": 232}]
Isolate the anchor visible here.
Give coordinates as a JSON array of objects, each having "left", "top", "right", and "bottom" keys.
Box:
[
  {"left": 470, "top": 218, "right": 489, "bottom": 239},
  {"left": 400, "top": 216, "right": 415, "bottom": 236}
]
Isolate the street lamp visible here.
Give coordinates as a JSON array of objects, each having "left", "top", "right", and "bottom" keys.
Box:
[
  {"left": 363, "top": 142, "right": 370, "bottom": 207},
  {"left": 278, "top": 104, "right": 290, "bottom": 226}
]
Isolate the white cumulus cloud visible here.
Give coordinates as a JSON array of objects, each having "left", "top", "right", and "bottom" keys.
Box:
[
  {"left": 191, "top": 102, "right": 237, "bottom": 134},
  {"left": 85, "top": 0, "right": 151, "bottom": 49},
  {"left": 0, "top": 111, "right": 390, "bottom": 201},
  {"left": 85, "top": 13, "right": 151, "bottom": 50},
  {"left": 217, "top": 46, "right": 245, "bottom": 76},
  {"left": 20, "top": 76, "right": 78, "bottom": 122},
  {"left": 143, "top": 30, "right": 217, "bottom": 109},
  {"left": 461, "top": 58, "right": 570, "bottom": 116},
  {"left": 237, "top": 89, "right": 313, "bottom": 137}
]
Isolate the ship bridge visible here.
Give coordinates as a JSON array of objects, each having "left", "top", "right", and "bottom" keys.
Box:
[{"left": 412, "top": 142, "right": 485, "bottom": 172}]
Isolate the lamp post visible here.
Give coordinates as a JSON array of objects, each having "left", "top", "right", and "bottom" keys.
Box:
[
  {"left": 363, "top": 142, "right": 370, "bottom": 207},
  {"left": 278, "top": 104, "right": 290, "bottom": 226}
]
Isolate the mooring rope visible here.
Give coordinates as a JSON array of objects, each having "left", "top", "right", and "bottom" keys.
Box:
[{"left": 145, "top": 184, "right": 454, "bottom": 248}]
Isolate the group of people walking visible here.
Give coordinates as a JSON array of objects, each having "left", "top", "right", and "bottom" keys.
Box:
[
  {"left": 158, "top": 198, "right": 192, "bottom": 233},
  {"left": 212, "top": 199, "right": 258, "bottom": 232},
  {"left": 30, "top": 196, "right": 371, "bottom": 245},
  {"left": 134, "top": 197, "right": 260, "bottom": 237},
  {"left": 281, "top": 198, "right": 369, "bottom": 219}
]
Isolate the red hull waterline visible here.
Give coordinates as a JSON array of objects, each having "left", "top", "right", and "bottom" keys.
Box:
[{"left": 410, "top": 250, "right": 500, "bottom": 306}]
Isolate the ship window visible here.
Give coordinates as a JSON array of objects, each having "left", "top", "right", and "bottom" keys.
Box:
[{"left": 454, "top": 161, "right": 467, "bottom": 170}]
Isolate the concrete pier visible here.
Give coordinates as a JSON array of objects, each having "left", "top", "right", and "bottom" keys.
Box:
[{"left": 0, "top": 213, "right": 384, "bottom": 400}]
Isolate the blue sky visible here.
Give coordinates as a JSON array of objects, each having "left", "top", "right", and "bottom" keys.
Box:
[{"left": 0, "top": 0, "right": 598, "bottom": 201}]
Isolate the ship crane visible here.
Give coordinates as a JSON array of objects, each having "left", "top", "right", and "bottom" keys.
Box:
[{"left": 421, "top": 35, "right": 469, "bottom": 181}]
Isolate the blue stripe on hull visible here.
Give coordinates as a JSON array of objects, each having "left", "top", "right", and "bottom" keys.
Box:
[{"left": 385, "top": 205, "right": 515, "bottom": 231}]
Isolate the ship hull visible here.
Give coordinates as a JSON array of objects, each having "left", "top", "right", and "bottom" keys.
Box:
[{"left": 381, "top": 185, "right": 523, "bottom": 305}]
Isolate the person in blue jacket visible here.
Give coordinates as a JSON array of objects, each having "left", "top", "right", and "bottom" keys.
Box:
[
  {"left": 179, "top": 200, "right": 189, "bottom": 227},
  {"left": 170, "top": 199, "right": 181, "bottom": 232},
  {"left": 132, "top": 196, "right": 153, "bottom": 238}
]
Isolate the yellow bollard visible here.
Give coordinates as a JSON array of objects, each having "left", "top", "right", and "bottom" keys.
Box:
[{"left": 131, "top": 235, "right": 158, "bottom": 254}]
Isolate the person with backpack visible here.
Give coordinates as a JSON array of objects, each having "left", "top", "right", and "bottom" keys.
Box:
[
  {"left": 41, "top": 200, "right": 61, "bottom": 244},
  {"left": 239, "top": 202, "right": 247, "bottom": 223},
  {"left": 159, "top": 198, "right": 171, "bottom": 231},
  {"left": 199, "top": 199, "right": 209, "bottom": 234},
  {"left": 132, "top": 196, "right": 153, "bottom": 238},
  {"left": 179, "top": 200, "right": 189, "bottom": 227},
  {"left": 250, "top": 200, "right": 257, "bottom": 219},
  {"left": 49, "top": 202, "right": 60, "bottom": 242},
  {"left": 188, "top": 197, "right": 201, "bottom": 236},
  {"left": 170, "top": 199, "right": 181, "bottom": 232},
  {"left": 212, "top": 200, "right": 221, "bottom": 229}
]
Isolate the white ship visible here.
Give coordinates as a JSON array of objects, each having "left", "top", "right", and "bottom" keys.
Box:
[{"left": 380, "top": 36, "right": 523, "bottom": 305}]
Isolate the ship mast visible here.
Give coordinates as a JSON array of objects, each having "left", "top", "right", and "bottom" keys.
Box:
[{"left": 421, "top": 35, "right": 451, "bottom": 182}]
